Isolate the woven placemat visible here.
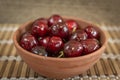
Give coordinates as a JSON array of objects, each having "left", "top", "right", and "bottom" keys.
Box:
[{"left": 0, "top": 24, "right": 120, "bottom": 80}]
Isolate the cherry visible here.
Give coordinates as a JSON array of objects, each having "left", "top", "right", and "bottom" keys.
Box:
[
  {"left": 31, "top": 46, "right": 48, "bottom": 56},
  {"left": 64, "top": 40, "right": 83, "bottom": 57},
  {"left": 22, "top": 32, "right": 33, "bottom": 38},
  {"left": 70, "top": 30, "right": 88, "bottom": 42},
  {"left": 38, "top": 37, "right": 50, "bottom": 48},
  {"left": 46, "top": 36, "right": 63, "bottom": 54},
  {"left": 20, "top": 33, "right": 38, "bottom": 51},
  {"left": 65, "top": 19, "right": 79, "bottom": 34},
  {"left": 48, "top": 14, "right": 63, "bottom": 27},
  {"left": 35, "top": 18, "right": 48, "bottom": 24},
  {"left": 84, "top": 26, "right": 99, "bottom": 39},
  {"left": 31, "top": 21, "right": 48, "bottom": 37},
  {"left": 49, "top": 22, "right": 69, "bottom": 39},
  {"left": 81, "top": 39, "right": 100, "bottom": 55}
]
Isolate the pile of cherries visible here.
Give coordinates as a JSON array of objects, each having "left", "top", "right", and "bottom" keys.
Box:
[{"left": 20, "top": 14, "right": 101, "bottom": 58}]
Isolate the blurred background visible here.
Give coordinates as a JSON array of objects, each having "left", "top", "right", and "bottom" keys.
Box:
[{"left": 0, "top": 0, "right": 120, "bottom": 25}]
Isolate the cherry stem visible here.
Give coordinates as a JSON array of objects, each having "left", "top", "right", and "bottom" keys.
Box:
[
  {"left": 58, "top": 51, "right": 64, "bottom": 58},
  {"left": 72, "top": 27, "right": 76, "bottom": 33}
]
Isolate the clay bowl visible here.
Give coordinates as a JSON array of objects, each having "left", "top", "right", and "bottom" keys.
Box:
[{"left": 13, "top": 17, "right": 107, "bottom": 79}]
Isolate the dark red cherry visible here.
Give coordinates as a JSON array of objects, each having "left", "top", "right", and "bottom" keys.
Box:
[
  {"left": 81, "top": 39, "right": 100, "bottom": 55},
  {"left": 46, "top": 36, "right": 63, "bottom": 54},
  {"left": 49, "top": 22, "right": 69, "bottom": 39},
  {"left": 38, "top": 37, "right": 50, "bottom": 48},
  {"left": 22, "top": 32, "right": 33, "bottom": 38},
  {"left": 64, "top": 40, "right": 83, "bottom": 57},
  {"left": 31, "top": 21, "right": 48, "bottom": 37},
  {"left": 65, "top": 19, "right": 79, "bottom": 34},
  {"left": 35, "top": 18, "right": 48, "bottom": 24},
  {"left": 70, "top": 30, "right": 88, "bottom": 42},
  {"left": 31, "top": 46, "right": 48, "bottom": 56},
  {"left": 48, "top": 14, "right": 63, "bottom": 27},
  {"left": 84, "top": 26, "right": 99, "bottom": 39},
  {"left": 20, "top": 34, "right": 38, "bottom": 51}
]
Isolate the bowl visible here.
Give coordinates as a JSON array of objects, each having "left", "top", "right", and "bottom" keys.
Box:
[{"left": 13, "top": 17, "right": 107, "bottom": 79}]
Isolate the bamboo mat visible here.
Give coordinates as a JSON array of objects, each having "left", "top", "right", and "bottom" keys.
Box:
[{"left": 0, "top": 24, "right": 120, "bottom": 80}]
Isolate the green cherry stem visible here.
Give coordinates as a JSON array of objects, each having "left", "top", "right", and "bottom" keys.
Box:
[{"left": 58, "top": 51, "right": 64, "bottom": 58}]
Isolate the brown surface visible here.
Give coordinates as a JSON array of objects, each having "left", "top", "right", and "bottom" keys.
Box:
[
  {"left": 0, "top": 0, "right": 120, "bottom": 25},
  {"left": 0, "top": 24, "right": 120, "bottom": 79}
]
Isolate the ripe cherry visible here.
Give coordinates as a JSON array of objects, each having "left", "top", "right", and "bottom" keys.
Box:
[
  {"left": 70, "top": 30, "right": 88, "bottom": 42},
  {"left": 22, "top": 32, "right": 33, "bottom": 38},
  {"left": 31, "top": 46, "right": 48, "bottom": 56},
  {"left": 64, "top": 40, "right": 83, "bottom": 57},
  {"left": 46, "top": 36, "right": 63, "bottom": 54},
  {"left": 35, "top": 18, "right": 48, "bottom": 24},
  {"left": 48, "top": 14, "right": 63, "bottom": 27},
  {"left": 84, "top": 26, "right": 99, "bottom": 39},
  {"left": 81, "top": 39, "right": 100, "bottom": 55},
  {"left": 49, "top": 22, "right": 69, "bottom": 39},
  {"left": 31, "top": 21, "right": 48, "bottom": 37},
  {"left": 38, "top": 37, "right": 50, "bottom": 48},
  {"left": 65, "top": 19, "right": 79, "bottom": 34},
  {"left": 20, "top": 33, "right": 38, "bottom": 51}
]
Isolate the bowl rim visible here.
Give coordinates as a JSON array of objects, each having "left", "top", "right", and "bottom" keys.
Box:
[{"left": 13, "top": 17, "right": 108, "bottom": 61}]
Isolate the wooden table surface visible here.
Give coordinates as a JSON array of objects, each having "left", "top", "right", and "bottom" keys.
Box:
[{"left": 0, "top": 24, "right": 120, "bottom": 80}]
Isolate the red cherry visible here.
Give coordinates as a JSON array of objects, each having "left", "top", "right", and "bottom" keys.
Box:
[
  {"left": 81, "top": 39, "right": 100, "bottom": 55},
  {"left": 31, "top": 46, "right": 48, "bottom": 56},
  {"left": 38, "top": 37, "right": 50, "bottom": 48},
  {"left": 84, "top": 26, "right": 100, "bottom": 39},
  {"left": 35, "top": 18, "right": 48, "bottom": 24},
  {"left": 22, "top": 32, "right": 33, "bottom": 38},
  {"left": 70, "top": 30, "right": 88, "bottom": 42},
  {"left": 48, "top": 14, "right": 63, "bottom": 27},
  {"left": 46, "top": 36, "right": 63, "bottom": 54},
  {"left": 49, "top": 22, "right": 69, "bottom": 39},
  {"left": 20, "top": 33, "right": 38, "bottom": 51},
  {"left": 64, "top": 40, "right": 83, "bottom": 57},
  {"left": 31, "top": 21, "right": 48, "bottom": 37},
  {"left": 65, "top": 19, "right": 79, "bottom": 34}
]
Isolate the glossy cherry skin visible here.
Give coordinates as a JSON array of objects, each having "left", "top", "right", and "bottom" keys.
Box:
[
  {"left": 46, "top": 36, "right": 64, "bottom": 54},
  {"left": 31, "top": 46, "right": 48, "bottom": 56},
  {"left": 64, "top": 40, "right": 83, "bottom": 57},
  {"left": 84, "top": 26, "right": 99, "bottom": 39},
  {"left": 38, "top": 37, "right": 50, "bottom": 48},
  {"left": 48, "top": 14, "right": 63, "bottom": 27},
  {"left": 81, "top": 39, "right": 100, "bottom": 55},
  {"left": 35, "top": 18, "right": 48, "bottom": 24},
  {"left": 20, "top": 33, "right": 38, "bottom": 51},
  {"left": 65, "top": 19, "right": 79, "bottom": 34},
  {"left": 22, "top": 32, "right": 33, "bottom": 38},
  {"left": 70, "top": 30, "right": 88, "bottom": 42},
  {"left": 49, "top": 22, "right": 69, "bottom": 39},
  {"left": 31, "top": 21, "right": 48, "bottom": 37}
]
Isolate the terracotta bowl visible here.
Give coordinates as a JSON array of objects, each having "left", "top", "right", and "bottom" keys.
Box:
[{"left": 13, "top": 17, "right": 107, "bottom": 79}]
